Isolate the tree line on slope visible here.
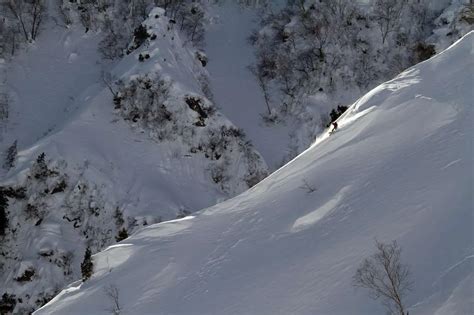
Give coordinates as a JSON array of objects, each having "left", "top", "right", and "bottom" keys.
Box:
[
  {"left": 249, "top": 0, "right": 439, "bottom": 121},
  {"left": 247, "top": 0, "right": 472, "bottom": 163},
  {"left": 59, "top": 0, "right": 209, "bottom": 59},
  {"left": 0, "top": 0, "right": 211, "bottom": 58}
]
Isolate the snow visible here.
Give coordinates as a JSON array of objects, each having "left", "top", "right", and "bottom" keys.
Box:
[
  {"left": 36, "top": 31, "right": 474, "bottom": 315},
  {"left": 4, "top": 24, "right": 103, "bottom": 149},
  {"left": 205, "top": 3, "right": 292, "bottom": 169},
  {"left": 3, "top": 5, "right": 267, "bottom": 219},
  {"left": 0, "top": 5, "right": 267, "bottom": 312}
]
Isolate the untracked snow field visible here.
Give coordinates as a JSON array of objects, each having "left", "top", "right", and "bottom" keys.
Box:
[{"left": 36, "top": 32, "right": 473, "bottom": 315}]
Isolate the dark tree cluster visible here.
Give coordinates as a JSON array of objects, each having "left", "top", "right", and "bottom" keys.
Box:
[
  {"left": 81, "top": 247, "right": 93, "bottom": 281},
  {"left": 0, "top": 189, "right": 8, "bottom": 237}
]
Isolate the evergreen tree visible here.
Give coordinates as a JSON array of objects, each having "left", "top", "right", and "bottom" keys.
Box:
[
  {"left": 32, "top": 152, "right": 49, "bottom": 179},
  {"left": 3, "top": 140, "right": 17, "bottom": 170},
  {"left": 0, "top": 188, "right": 9, "bottom": 236},
  {"left": 81, "top": 247, "right": 94, "bottom": 281},
  {"left": 115, "top": 228, "right": 128, "bottom": 242}
]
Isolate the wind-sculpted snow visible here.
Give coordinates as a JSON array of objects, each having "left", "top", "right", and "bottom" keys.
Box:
[{"left": 37, "top": 32, "right": 474, "bottom": 315}]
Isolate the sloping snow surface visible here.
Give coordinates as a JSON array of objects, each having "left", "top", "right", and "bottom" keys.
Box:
[{"left": 37, "top": 32, "right": 473, "bottom": 315}]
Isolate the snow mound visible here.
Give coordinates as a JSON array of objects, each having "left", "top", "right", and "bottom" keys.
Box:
[{"left": 36, "top": 32, "right": 474, "bottom": 315}]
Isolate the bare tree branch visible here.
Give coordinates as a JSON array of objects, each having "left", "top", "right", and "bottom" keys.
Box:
[
  {"left": 299, "top": 179, "right": 317, "bottom": 193},
  {"left": 104, "top": 284, "right": 121, "bottom": 315},
  {"left": 353, "top": 240, "right": 412, "bottom": 315}
]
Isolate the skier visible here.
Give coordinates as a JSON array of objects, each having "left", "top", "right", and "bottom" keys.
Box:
[{"left": 330, "top": 121, "right": 338, "bottom": 134}]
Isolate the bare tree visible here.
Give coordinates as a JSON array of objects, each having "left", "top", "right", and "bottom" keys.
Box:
[
  {"left": 353, "top": 240, "right": 413, "bottom": 315},
  {"left": 30, "top": 0, "right": 45, "bottom": 40},
  {"left": 0, "top": 92, "right": 8, "bottom": 122},
  {"left": 373, "top": 0, "right": 407, "bottom": 44},
  {"left": 179, "top": 3, "right": 206, "bottom": 46},
  {"left": 249, "top": 64, "right": 272, "bottom": 116},
  {"left": 7, "top": 0, "right": 45, "bottom": 41},
  {"left": 101, "top": 71, "right": 118, "bottom": 97},
  {"left": 104, "top": 284, "right": 121, "bottom": 315},
  {"left": 7, "top": 0, "right": 28, "bottom": 41},
  {"left": 0, "top": 18, "right": 19, "bottom": 56}
]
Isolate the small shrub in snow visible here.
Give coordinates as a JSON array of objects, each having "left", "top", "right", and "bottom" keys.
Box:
[
  {"left": 195, "top": 51, "right": 208, "bottom": 67},
  {"left": 299, "top": 179, "right": 317, "bottom": 194},
  {"left": 14, "top": 267, "right": 35, "bottom": 283},
  {"left": 31, "top": 153, "right": 58, "bottom": 180},
  {"left": 131, "top": 24, "right": 150, "bottom": 50},
  {"left": 115, "top": 228, "right": 128, "bottom": 242},
  {"left": 25, "top": 203, "right": 41, "bottom": 220},
  {"left": 0, "top": 293, "right": 16, "bottom": 314},
  {"left": 50, "top": 178, "right": 68, "bottom": 194},
  {"left": 413, "top": 42, "right": 436, "bottom": 63},
  {"left": 185, "top": 96, "right": 210, "bottom": 126},
  {"left": 176, "top": 209, "right": 191, "bottom": 219}
]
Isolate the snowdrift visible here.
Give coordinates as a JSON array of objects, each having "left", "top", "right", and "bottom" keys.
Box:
[{"left": 37, "top": 32, "right": 473, "bottom": 315}]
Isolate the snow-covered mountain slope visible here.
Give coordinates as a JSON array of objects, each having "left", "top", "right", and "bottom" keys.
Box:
[
  {"left": 37, "top": 31, "right": 474, "bottom": 315},
  {"left": 2, "top": 22, "right": 102, "bottom": 149},
  {"left": 0, "top": 7, "right": 267, "bottom": 313}
]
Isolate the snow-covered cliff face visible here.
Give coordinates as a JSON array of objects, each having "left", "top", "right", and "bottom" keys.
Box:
[
  {"left": 37, "top": 31, "right": 473, "bottom": 315},
  {"left": 0, "top": 6, "right": 267, "bottom": 314}
]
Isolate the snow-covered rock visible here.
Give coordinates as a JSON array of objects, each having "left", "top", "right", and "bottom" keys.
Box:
[{"left": 36, "top": 31, "right": 473, "bottom": 315}]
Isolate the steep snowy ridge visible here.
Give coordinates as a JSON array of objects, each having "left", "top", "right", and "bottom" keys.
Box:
[
  {"left": 37, "top": 32, "right": 473, "bottom": 315},
  {"left": 0, "top": 7, "right": 267, "bottom": 314}
]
